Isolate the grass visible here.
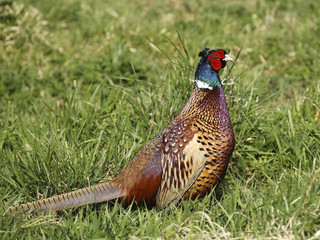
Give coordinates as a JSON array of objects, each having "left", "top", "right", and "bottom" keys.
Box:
[{"left": 0, "top": 0, "right": 319, "bottom": 239}]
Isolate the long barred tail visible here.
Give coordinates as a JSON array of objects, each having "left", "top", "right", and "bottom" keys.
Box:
[{"left": 6, "top": 181, "right": 124, "bottom": 214}]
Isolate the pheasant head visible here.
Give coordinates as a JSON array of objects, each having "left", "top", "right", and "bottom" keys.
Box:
[{"left": 195, "top": 48, "right": 234, "bottom": 89}]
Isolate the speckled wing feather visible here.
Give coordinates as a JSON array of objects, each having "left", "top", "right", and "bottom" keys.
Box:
[{"left": 155, "top": 118, "right": 207, "bottom": 210}]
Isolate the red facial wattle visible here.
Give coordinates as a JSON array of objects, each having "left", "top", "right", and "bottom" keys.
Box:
[{"left": 208, "top": 50, "right": 225, "bottom": 71}]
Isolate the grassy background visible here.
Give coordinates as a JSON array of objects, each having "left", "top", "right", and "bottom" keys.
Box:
[{"left": 1, "top": 0, "right": 319, "bottom": 239}]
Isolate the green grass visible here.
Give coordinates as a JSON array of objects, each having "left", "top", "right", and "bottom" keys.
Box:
[{"left": 1, "top": 0, "right": 320, "bottom": 239}]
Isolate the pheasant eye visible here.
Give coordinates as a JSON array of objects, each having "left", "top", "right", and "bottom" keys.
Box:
[{"left": 211, "top": 53, "right": 219, "bottom": 59}]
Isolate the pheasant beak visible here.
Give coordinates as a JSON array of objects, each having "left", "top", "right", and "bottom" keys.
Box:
[{"left": 223, "top": 54, "right": 235, "bottom": 63}]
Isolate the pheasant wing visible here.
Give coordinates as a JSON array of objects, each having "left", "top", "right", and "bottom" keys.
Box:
[{"left": 155, "top": 118, "right": 207, "bottom": 210}]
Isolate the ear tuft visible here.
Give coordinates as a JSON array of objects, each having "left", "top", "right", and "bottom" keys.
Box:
[{"left": 198, "top": 48, "right": 210, "bottom": 57}]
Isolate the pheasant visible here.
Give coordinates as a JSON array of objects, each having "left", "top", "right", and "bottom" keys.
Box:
[{"left": 7, "top": 48, "right": 235, "bottom": 214}]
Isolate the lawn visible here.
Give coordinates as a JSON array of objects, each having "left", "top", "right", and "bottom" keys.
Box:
[{"left": 1, "top": 0, "right": 319, "bottom": 239}]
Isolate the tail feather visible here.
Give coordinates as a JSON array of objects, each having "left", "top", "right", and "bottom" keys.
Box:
[{"left": 6, "top": 181, "right": 124, "bottom": 214}]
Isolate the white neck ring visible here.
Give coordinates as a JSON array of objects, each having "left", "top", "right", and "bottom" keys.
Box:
[{"left": 195, "top": 80, "right": 214, "bottom": 90}]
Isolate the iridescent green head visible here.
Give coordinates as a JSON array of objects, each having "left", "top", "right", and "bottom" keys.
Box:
[{"left": 195, "top": 48, "right": 234, "bottom": 89}]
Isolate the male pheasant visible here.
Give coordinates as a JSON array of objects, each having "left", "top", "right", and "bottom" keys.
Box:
[{"left": 7, "top": 48, "right": 235, "bottom": 214}]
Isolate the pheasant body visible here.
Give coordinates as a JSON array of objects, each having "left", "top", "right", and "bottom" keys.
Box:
[{"left": 7, "top": 48, "right": 235, "bottom": 214}]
